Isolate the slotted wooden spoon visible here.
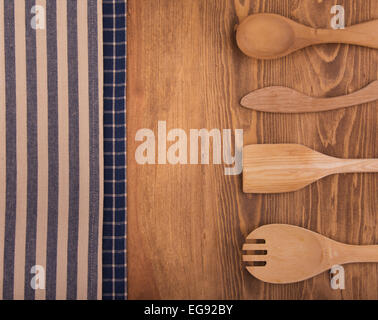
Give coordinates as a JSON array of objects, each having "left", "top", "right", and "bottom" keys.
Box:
[
  {"left": 236, "top": 13, "right": 378, "bottom": 59},
  {"left": 243, "top": 224, "right": 378, "bottom": 284},
  {"left": 243, "top": 144, "right": 378, "bottom": 193},
  {"left": 241, "top": 81, "right": 378, "bottom": 113}
]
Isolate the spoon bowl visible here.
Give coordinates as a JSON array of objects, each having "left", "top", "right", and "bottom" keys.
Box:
[{"left": 236, "top": 14, "right": 297, "bottom": 59}]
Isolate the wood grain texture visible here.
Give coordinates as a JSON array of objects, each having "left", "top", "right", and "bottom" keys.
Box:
[{"left": 127, "top": 0, "right": 377, "bottom": 299}]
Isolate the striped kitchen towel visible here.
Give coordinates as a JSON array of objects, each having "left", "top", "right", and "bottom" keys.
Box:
[{"left": 0, "top": 0, "right": 103, "bottom": 300}]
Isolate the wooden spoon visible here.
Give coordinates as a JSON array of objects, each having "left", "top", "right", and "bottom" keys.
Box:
[
  {"left": 243, "top": 144, "right": 378, "bottom": 193},
  {"left": 243, "top": 224, "right": 378, "bottom": 284},
  {"left": 241, "top": 81, "right": 378, "bottom": 113},
  {"left": 236, "top": 13, "right": 378, "bottom": 59}
]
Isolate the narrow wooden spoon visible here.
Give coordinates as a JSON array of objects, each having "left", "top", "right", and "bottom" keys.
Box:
[
  {"left": 241, "top": 81, "right": 378, "bottom": 113},
  {"left": 243, "top": 144, "right": 378, "bottom": 193},
  {"left": 243, "top": 224, "right": 378, "bottom": 284},
  {"left": 236, "top": 13, "right": 378, "bottom": 59}
]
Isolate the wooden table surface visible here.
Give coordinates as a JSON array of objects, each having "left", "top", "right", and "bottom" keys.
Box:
[{"left": 127, "top": 0, "right": 377, "bottom": 299}]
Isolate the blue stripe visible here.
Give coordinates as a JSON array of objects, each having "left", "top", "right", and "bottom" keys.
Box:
[
  {"left": 66, "top": 0, "right": 79, "bottom": 300},
  {"left": 45, "top": 0, "right": 59, "bottom": 300},
  {"left": 24, "top": 0, "right": 38, "bottom": 301},
  {"left": 87, "top": 0, "right": 100, "bottom": 300},
  {"left": 3, "top": 0, "right": 16, "bottom": 300}
]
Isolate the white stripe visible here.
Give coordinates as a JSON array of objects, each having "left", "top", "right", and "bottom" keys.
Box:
[
  {"left": 35, "top": 0, "right": 48, "bottom": 300},
  {"left": 13, "top": 0, "right": 28, "bottom": 300},
  {"left": 56, "top": 0, "right": 69, "bottom": 300},
  {"left": 77, "top": 0, "right": 90, "bottom": 300}
]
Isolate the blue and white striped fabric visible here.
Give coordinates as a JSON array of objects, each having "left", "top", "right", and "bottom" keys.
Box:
[
  {"left": 0, "top": 0, "right": 103, "bottom": 300},
  {"left": 102, "top": 0, "right": 127, "bottom": 300}
]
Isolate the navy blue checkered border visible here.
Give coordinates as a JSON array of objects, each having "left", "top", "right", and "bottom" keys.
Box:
[{"left": 102, "top": 0, "right": 127, "bottom": 300}]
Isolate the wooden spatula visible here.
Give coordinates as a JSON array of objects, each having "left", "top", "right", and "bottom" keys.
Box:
[
  {"left": 243, "top": 144, "right": 378, "bottom": 193},
  {"left": 243, "top": 224, "right": 378, "bottom": 284},
  {"left": 236, "top": 13, "right": 378, "bottom": 59},
  {"left": 241, "top": 81, "right": 378, "bottom": 113}
]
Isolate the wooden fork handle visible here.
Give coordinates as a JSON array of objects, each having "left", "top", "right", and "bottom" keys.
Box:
[{"left": 338, "top": 245, "right": 378, "bottom": 264}]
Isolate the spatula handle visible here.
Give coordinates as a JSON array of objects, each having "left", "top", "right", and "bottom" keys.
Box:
[{"left": 335, "top": 159, "right": 378, "bottom": 174}]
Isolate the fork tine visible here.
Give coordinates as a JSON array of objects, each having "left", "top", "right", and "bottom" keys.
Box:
[
  {"left": 242, "top": 243, "right": 266, "bottom": 251},
  {"left": 245, "top": 236, "right": 265, "bottom": 242},
  {"left": 242, "top": 255, "right": 267, "bottom": 262}
]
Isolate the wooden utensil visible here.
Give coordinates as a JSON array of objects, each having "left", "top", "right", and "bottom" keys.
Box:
[
  {"left": 243, "top": 144, "right": 378, "bottom": 193},
  {"left": 240, "top": 81, "right": 378, "bottom": 113},
  {"left": 243, "top": 224, "right": 378, "bottom": 284},
  {"left": 236, "top": 13, "right": 378, "bottom": 59}
]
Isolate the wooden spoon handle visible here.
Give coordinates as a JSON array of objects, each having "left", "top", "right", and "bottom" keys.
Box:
[
  {"left": 334, "top": 159, "right": 378, "bottom": 174},
  {"left": 309, "top": 20, "right": 378, "bottom": 49}
]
